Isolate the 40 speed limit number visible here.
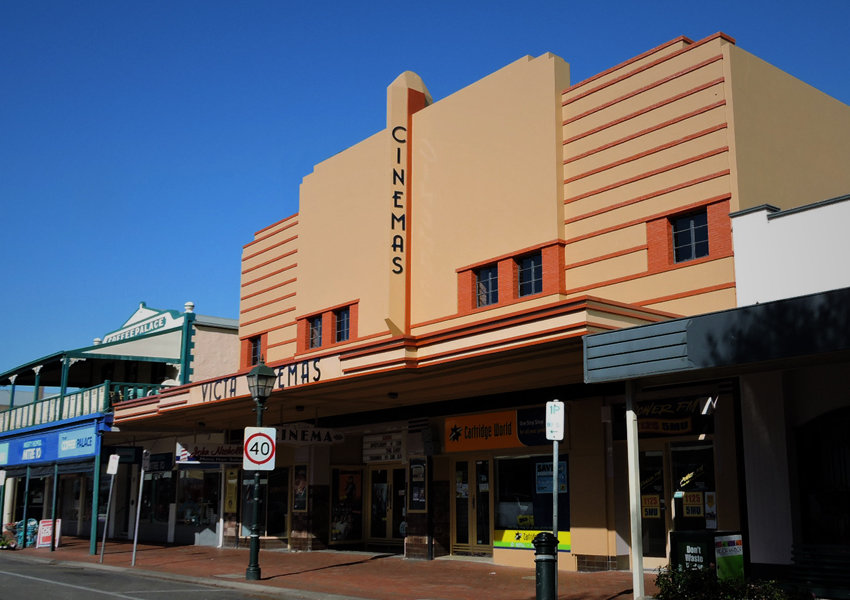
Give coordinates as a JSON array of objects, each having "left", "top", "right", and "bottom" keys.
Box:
[{"left": 243, "top": 427, "right": 276, "bottom": 471}]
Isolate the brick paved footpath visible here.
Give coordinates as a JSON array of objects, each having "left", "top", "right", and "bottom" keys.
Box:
[{"left": 14, "top": 538, "right": 658, "bottom": 600}]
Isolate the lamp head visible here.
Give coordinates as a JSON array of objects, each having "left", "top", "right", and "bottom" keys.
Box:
[{"left": 246, "top": 357, "right": 276, "bottom": 401}]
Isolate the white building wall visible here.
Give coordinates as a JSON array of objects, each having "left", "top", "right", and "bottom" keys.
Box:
[{"left": 732, "top": 196, "right": 850, "bottom": 306}]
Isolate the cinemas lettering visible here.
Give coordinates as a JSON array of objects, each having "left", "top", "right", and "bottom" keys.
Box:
[
  {"left": 201, "top": 358, "right": 321, "bottom": 402},
  {"left": 275, "top": 359, "right": 321, "bottom": 389},
  {"left": 391, "top": 125, "right": 407, "bottom": 274}
]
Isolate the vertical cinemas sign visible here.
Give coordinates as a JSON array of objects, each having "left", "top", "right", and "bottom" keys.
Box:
[{"left": 390, "top": 125, "right": 407, "bottom": 274}]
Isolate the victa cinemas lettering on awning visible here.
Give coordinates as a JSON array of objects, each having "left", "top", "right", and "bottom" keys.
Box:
[{"left": 199, "top": 359, "right": 322, "bottom": 402}]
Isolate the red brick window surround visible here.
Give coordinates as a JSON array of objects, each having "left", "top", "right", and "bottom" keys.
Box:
[
  {"left": 457, "top": 242, "right": 564, "bottom": 315},
  {"left": 646, "top": 199, "right": 732, "bottom": 273},
  {"left": 296, "top": 301, "right": 359, "bottom": 353},
  {"left": 239, "top": 333, "right": 267, "bottom": 370}
]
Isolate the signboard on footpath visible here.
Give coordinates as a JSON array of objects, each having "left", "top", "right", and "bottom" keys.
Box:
[{"left": 36, "top": 519, "right": 62, "bottom": 549}]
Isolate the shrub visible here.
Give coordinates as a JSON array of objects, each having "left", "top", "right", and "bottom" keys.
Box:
[{"left": 654, "top": 566, "right": 811, "bottom": 600}]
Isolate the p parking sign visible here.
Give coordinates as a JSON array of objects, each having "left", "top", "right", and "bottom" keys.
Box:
[{"left": 243, "top": 427, "right": 276, "bottom": 471}]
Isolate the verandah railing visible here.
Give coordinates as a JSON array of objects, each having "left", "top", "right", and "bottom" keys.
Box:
[{"left": 0, "top": 381, "right": 162, "bottom": 433}]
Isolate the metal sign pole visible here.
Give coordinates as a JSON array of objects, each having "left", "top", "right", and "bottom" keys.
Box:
[
  {"left": 553, "top": 437, "right": 559, "bottom": 600},
  {"left": 545, "top": 399, "right": 565, "bottom": 600},
  {"left": 99, "top": 473, "right": 115, "bottom": 563},
  {"left": 100, "top": 455, "right": 120, "bottom": 564},
  {"left": 131, "top": 450, "right": 149, "bottom": 567}
]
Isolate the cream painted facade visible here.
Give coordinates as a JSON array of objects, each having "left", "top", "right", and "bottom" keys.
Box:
[{"left": 113, "top": 32, "right": 850, "bottom": 573}]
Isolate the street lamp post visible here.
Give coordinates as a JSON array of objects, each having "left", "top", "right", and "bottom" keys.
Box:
[{"left": 245, "top": 358, "right": 276, "bottom": 581}]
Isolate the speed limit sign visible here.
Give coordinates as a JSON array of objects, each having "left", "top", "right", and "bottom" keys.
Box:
[{"left": 243, "top": 427, "right": 276, "bottom": 471}]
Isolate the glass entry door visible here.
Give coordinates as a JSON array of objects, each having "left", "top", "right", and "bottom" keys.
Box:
[
  {"left": 367, "top": 466, "right": 406, "bottom": 544},
  {"left": 452, "top": 457, "right": 492, "bottom": 555}
]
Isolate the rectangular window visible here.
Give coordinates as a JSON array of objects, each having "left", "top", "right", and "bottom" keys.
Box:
[
  {"left": 308, "top": 316, "right": 322, "bottom": 349},
  {"left": 476, "top": 265, "right": 499, "bottom": 307},
  {"left": 334, "top": 307, "right": 350, "bottom": 343},
  {"left": 249, "top": 336, "right": 262, "bottom": 366},
  {"left": 517, "top": 252, "right": 543, "bottom": 297},
  {"left": 495, "top": 456, "right": 569, "bottom": 534},
  {"left": 672, "top": 210, "right": 709, "bottom": 263}
]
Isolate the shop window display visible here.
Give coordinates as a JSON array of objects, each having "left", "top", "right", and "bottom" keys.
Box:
[{"left": 495, "top": 456, "right": 569, "bottom": 547}]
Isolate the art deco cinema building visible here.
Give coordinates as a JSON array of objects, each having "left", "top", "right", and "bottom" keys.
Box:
[{"left": 113, "top": 33, "right": 850, "bottom": 571}]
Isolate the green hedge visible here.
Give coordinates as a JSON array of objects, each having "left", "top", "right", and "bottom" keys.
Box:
[{"left": 654, "top": 566, "right": 811, "bottom": 600}]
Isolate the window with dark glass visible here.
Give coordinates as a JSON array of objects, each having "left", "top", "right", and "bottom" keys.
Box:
[
  {"left": 249, "top": 336, "right": 262, "bottom": 366},
  {"left": 476, "top": 265, "right": 499, "bottom": 307},
  {"left": 672, "top": 210, "right": 709, "bottom": 263},
  {"left": 517, "top": 252, "right": 543, "bottom": 297},
  {"left": 335, "top": 307, "right": 350, "bottom": 343},
  {"left": 308, "top": 316, "right": 322, "bottom": 349}
]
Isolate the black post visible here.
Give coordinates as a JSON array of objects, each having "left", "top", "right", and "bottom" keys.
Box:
[
  {"left": 245, "top": 397, "right": 266, "bottom": 581},
  {"left": 533, "top": 531, "right": 557, "bottom": 600}
]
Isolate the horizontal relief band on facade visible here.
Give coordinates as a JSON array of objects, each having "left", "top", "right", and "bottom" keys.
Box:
[
  {"left": 565, "top": 255, "right": 732, "bottom": 297},
  {"left": 244, "top": 214, "right": 298, "bottom": 246},
  {"left": 242, "top": 234, "right": 298, "bottom": 261},
  {"left": 242, "top": 263, "right": 297, "bottom": 287},
  {"left": 240, "top": 277, "right": 297, "bottom": 301},
  {"left": 565, "top": 244, "right": 648, "bottom": 271},
  {"left": 564, "top": 170, "right": 731, "bottom": 224},
  {"left": 638, "top": 281, "right": 735, "bottom": 308},
  {"left": 240, "top": 307, "right": 296, "bottom": 327},
  {"left": 564, "top": 146, "right": 729, "bottom": 201},
  {"left": 240, "top": 292, "right": 296, "bottom": 314},
  {"left": 563, "top": 77, "right": 725, "bottom": 144},
  {"left": 563, "top": 32, "right": 733, "bottom": 99},
  {"left": 563, "top": 55, "right": 724, "bottom": 125},
  {"left": 243, "top": 218, "right": 298, "bottom": 250},
  {"left": 241, "top": 249, "right": 298, "bottom": 275},
  {"left": 564, "top": 193, "right": 731, "bottom": 244},
  {"left": 563, "top": 124, "right": 727, "bottom": 184},
  {"left": 564, "top": 36, "right": 694, "bottom": 99},
  {"left": 267, "top": 337, "right": 297, "bottom": 350},
  {"left": 564, "top": 100, "right": 726, "bottom": 159}
]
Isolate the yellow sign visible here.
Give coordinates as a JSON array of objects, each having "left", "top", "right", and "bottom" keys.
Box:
[
  {"left": 445, "top": 411, "right": 520, "bottom": 452},
  {"left": 495, "top": 529, "right": 571, "bottom": 551},
  {"left": 641, "top": 494, "right": 661, "bottom": 519},
  {"left": 683, "top": 491, "right": 704, "bottom": 517}
]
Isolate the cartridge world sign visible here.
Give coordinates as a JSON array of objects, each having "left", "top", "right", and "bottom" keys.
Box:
[
  {"left": 188, "top": 356, "right": 342, "bottom": 405},
  {"left": 444, "top": 407, "right": 552, "bottom": 452}
]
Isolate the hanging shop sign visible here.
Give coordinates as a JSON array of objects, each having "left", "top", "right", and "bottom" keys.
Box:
[
  {"left": 363, "top": 432, "right": 405, "bottom": 462},
  {"left": 0, "top": 424, "right": 99, "bottom": 467},
  {"left": 175, "top": 441, "right": 241, "bottom": 464},
  {"left": 444, "top": 406, "right": 552, "bottom": 452},
  {"left": 279, "top": 423, "right": 344, "bottom": 445}
]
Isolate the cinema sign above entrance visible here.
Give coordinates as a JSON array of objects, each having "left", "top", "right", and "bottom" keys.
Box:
[{"left": 183, "top": 356, "right": 343, "bottom": 406}]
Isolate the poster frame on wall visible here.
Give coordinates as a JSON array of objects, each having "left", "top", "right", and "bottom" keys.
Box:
[
  {"left": 292, "top": 464, "right": 308, "bottom": 513},
  {"left": 407, "top": 456, "right": 427, "bottom": 514},
  {"left": 328, "top": 466, "right": 363, "bottom": 545}
]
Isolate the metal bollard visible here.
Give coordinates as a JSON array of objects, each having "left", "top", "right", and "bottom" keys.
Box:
[{"left": 532, "top": 531, "right": 557, "bottom": 600}]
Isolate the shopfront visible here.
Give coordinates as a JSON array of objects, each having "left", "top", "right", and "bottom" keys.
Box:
[
  {"left": 0, "top": 418, "right": 110, "bottom": 550},
  {"left": 443, "top": 407, "right": 569, "bottom": 562},
  {"left": 615, "top": 393, "right": 722, "bottom": 569}
]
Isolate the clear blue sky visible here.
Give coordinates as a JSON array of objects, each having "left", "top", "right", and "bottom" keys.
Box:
[{"left": 1, "top": 0, "right": 848, "bottom": 372}]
